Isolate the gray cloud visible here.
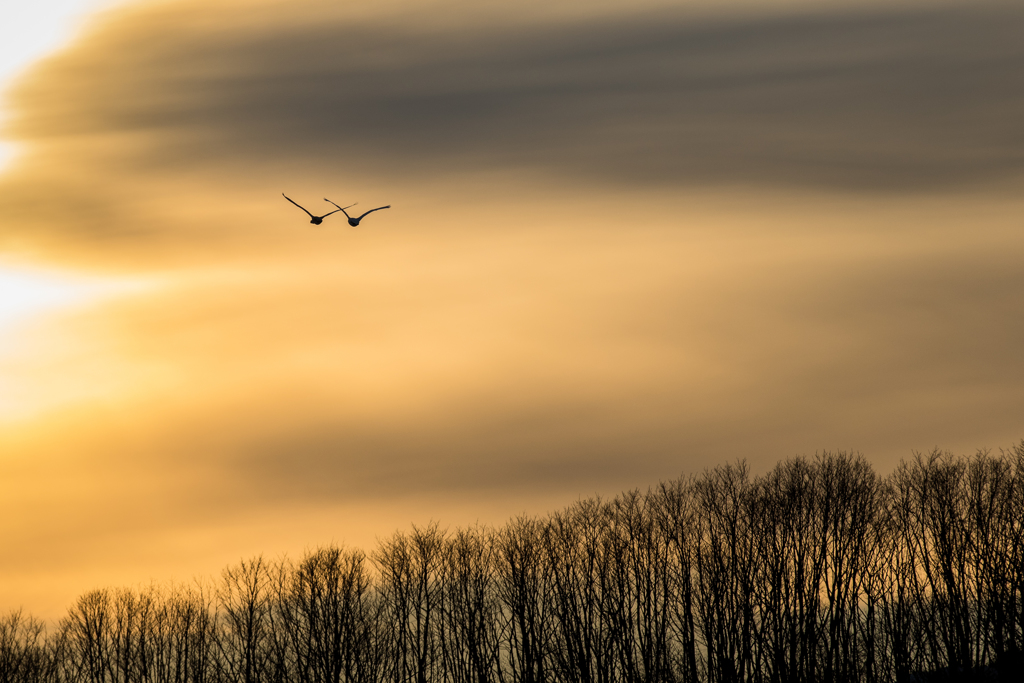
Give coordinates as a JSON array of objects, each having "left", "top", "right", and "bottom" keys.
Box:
[{"left": 8, "top": 2, "right": 1024, "bottom": 192}]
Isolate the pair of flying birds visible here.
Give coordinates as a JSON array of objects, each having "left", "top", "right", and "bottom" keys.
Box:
[{"left": 283, "top": 194, "right": 390, "bottom": 226}]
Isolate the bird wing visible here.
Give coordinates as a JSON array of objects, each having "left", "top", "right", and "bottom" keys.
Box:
[
  {"left": 324, "top": 198, "right": 356, "bottom": 217},
  {"left": 283, "top": 193, "right": 315, "bottom": 218},
  {"left": 356, "top": 205, "right": 391, "bottom": 220}
]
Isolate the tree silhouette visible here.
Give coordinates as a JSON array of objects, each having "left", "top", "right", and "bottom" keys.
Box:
[{"left": 4, "top": 444, "right": 1024, "bottom": 683}]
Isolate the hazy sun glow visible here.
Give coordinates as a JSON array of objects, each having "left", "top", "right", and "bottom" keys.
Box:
[
  {"left": 0, "top": 263, "right": 159, "bottom": 424},
  {"left": 0, "top": 265, "right": 127, "bottom": 328}
]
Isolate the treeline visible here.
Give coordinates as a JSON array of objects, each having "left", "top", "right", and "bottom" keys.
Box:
[{"left": 3, "top": 447, "right": 1024, "bottom": 683}]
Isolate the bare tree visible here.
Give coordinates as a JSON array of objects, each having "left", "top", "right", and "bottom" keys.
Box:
[
  {"left": 543, "top": 498, "right": 615, "bottom": 683},
  {"left": 0, "top": 610, "right": 50, "bottom": 683},
  {"left": 215, "top": 556, "right": 278, "bottom": 683},
  {"left": 436, "top": 527, "right": 503, "bottom": 683},
  {"left": 603, "top": 490, "right": 674, "bottom": 683},
  {"left": 63, "top": 590, "right": 116, "bottom": 683},
  {"left": 494, "top": 516, "right": 553, "bottom": 683},
  {"left": 653, "top": 476, "right": 700, "bottom": 683},
  {"left": 692, "top": 462, "right": 758, "bottom": 683},
  {"left": 275, "top": 545, "right": 375, "bottom": 683},
  {"left": 374, "top": 524, "right": 446, "bottom": 683}
]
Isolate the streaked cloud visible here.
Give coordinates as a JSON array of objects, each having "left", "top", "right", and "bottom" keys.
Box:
[{"left": 8, "top": 2, "right": 1024, "bottom": 190}]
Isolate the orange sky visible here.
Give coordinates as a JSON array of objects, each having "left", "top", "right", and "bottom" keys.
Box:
[{"left": 1, "top": 0, "right": 1023, "bottom": 620}]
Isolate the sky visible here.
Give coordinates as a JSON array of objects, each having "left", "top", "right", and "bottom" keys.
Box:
[
  {"left": 1, "top": 0, "right": 1023, "bottom": 619},
  {"left": 0, "top": 0, "right": 128, "bottom": 170}
]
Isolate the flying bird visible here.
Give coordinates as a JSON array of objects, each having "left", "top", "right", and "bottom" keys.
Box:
[
  {"left": 283, "top": 193, "right": 351, "bottom": 224},
  {"left": 325, "top": 199, "right": 391, "bottom": 226}
]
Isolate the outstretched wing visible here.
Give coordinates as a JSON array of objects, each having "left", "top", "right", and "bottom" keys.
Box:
[
  {"left": 282, "top": 193, "right": 314, "bottom": 218},
  {"left": 324, "top": 198, "right": 356, "bottom": 217},
  {"left": 356, "top": 205, "right": 391, "bottom": 221}
]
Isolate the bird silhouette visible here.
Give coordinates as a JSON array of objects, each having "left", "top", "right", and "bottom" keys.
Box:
[
  {"left": 283, "top": 194, "right": 351, "bottom": 225},
  {"left": 325, "top": 199, "right": 390, "bottom": 226}
]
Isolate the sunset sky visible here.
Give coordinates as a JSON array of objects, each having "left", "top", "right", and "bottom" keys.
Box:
[{"left": 1, "top": 0, "right": 1022, "bottom": 619}]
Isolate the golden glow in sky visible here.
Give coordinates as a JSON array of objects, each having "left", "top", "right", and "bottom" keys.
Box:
[
  {"left": 0, "top": 264, "right": 142, "bottom": 328},
  {"left": 1, "top": 0, "right": 1022, "bottom": 620},
  {"left": 0, "top": 263, "right": 155, "bottom": 423}
]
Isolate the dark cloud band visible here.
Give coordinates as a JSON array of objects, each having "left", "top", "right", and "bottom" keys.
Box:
[{"left": 9, "top": 2, "right": 1024, "bottom": 192}]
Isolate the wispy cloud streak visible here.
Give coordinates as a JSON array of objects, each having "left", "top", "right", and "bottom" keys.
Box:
[{"left": 6, "top": 2, "right": 1024, "bottom": 194}]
